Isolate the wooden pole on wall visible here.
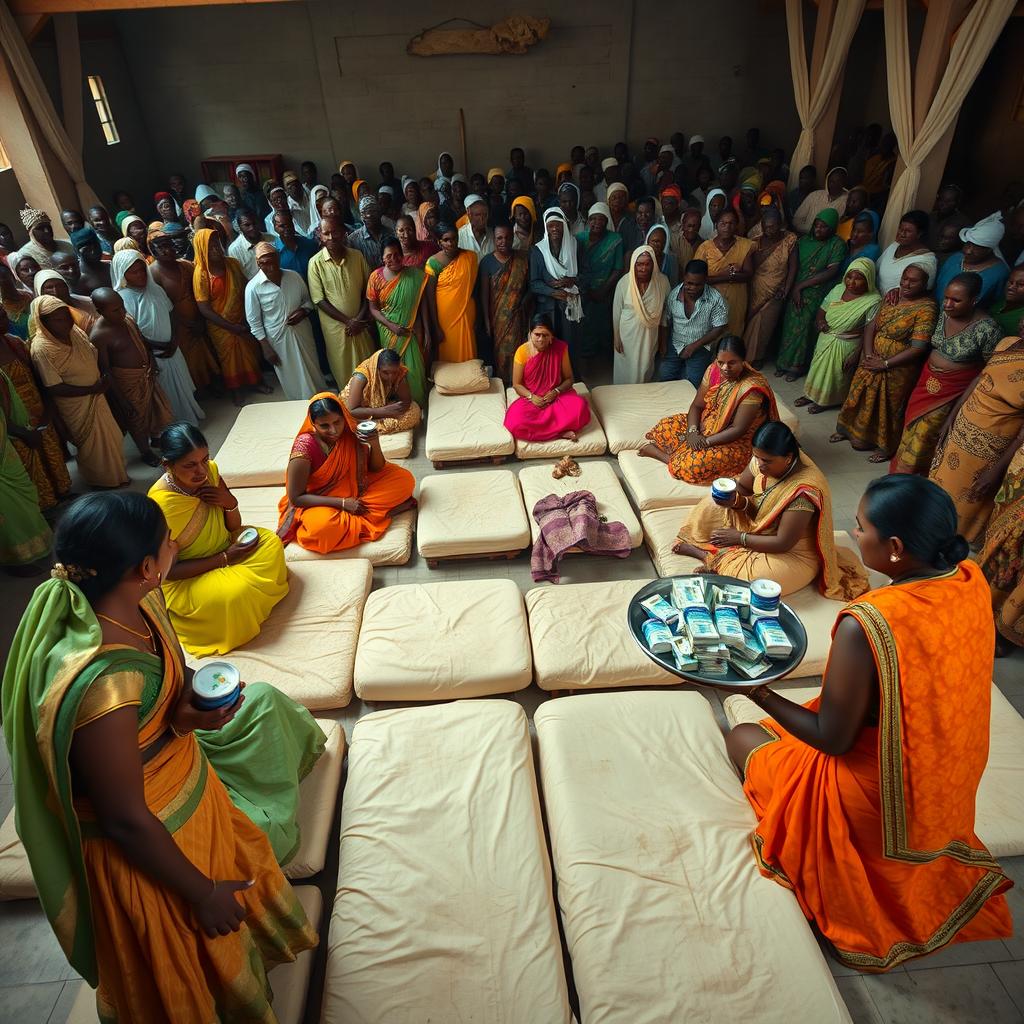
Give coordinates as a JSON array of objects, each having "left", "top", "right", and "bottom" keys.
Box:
[{"left": 458, "top": 107, "right": 467, "bottom": 177}]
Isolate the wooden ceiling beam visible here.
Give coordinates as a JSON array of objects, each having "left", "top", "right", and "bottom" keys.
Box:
[{"left": 7, "top": 0, "right": 294, "bottom": 14}]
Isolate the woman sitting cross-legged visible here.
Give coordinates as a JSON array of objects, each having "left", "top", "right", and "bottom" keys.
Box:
[
  {"left": 341, "top": 348, "right": 422, "bottom": 435},
  {"left": 503, "top": 313, "right": 592, "bottom": 442},
  {"left": 640, "top": 335, "right": 778, "bottom": 484},
  {"left": 149, "top": 422, "right": 289, "bottom": 658},
  {"left": 672, "top": 421, "right": 869, "bottom": 598},
  {"left": 724, "top": 476, "right": 1012, "bottom": 971},
  {"left": 1, "top": 492, "right": 321, "bottom": 1022},
  {"left": 278, "top": 393, "right": 416, "bottom": 554}
]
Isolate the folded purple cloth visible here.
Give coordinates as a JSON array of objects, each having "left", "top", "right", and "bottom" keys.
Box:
[{"left": 530, "top": 489, "right": 632, "bottom": 583}]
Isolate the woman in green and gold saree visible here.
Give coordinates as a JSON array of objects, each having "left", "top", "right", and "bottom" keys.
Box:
[{"left": 1, "top": 491, "right": 323, "bottom": 1021}]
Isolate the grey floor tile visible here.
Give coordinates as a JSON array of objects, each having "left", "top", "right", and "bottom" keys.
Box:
[
  {"left": 48, "top": 980, "right": 87, "bottom": 1024},
  {"left": 0, "top": 735, "right": 10, "bottom": 784},
  {"left": 834, "top": 976, "right": 884, "bottom": 1024},
  {"left": 903, "top": 937, "right": 1014, "bottom": 971},
  {"left": 0, "top": 982, "right": 64, "bottom": 1024},
  {"left": 0, "top": 783, "right": 12, "bottom": 822},
  {"left": 861, "top": 963, "right": 1022, "bottom": 1024},
  {"left": 992, "top": 961, "right": 1024, "bottom": 1015},
  {"left": 0, "top": 902, "right": 80, "bottom": 985}
]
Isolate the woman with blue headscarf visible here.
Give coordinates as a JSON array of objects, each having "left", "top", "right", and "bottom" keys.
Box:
[{"left": 840, "top": 210, "right": 881, "bottom": 274}]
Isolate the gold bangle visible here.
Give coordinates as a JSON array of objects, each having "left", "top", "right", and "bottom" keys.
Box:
[
  {"left": 740, "top": 532, "right": 748, "bottom": 548},
  {"left": 222, "top": 551, "right": 229, "bottom": 568},
  {"left": 170, "top": 723, "right": 189, "bottom": 739}
]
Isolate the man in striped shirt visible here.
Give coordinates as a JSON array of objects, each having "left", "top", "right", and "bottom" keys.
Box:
[{"left": 658, "top": 259, "right": 730, "bottom": 387}]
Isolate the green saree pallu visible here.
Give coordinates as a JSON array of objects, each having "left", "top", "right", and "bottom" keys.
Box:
[{"left": 0, "top": 393, "right": 51, "bottom": 566}]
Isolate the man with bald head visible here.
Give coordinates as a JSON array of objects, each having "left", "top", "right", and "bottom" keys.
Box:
[
  {"left": 89, "top": 287, "right": 172, "bottom": 466},
  {"left": 306, "top": 216, "right": 375, "bottom": 385}
]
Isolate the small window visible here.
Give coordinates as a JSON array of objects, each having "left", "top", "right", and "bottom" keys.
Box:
[
  {"left": 87, "top": 75, "right": 119, "bottom": 145},
  {"left": 0, "top": 136, "right": 11, "bottom": 172}
]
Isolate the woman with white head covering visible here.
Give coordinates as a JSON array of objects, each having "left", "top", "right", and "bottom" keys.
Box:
[
  {"left": 577, "top": 201, "right": 625, "bottom": 361},
  {"left": 32, "top": 268, "right": 97, "bottom": 333},
  {"left": 792, "top": 166, "right": 850, "bottom": 235},
  {"left": 557, "top": 181, "right": 586, "bottom": 235},
  {"left": 234, "top": 163, "right": 270, "bottom": 220},
  {"left": 528, "top": 208, "right": 588, "bottom": 351},
  {"left": 435, "top": 151, "right": 456, "bottom": 191},
  {"left": 933, "top": 211, "right": 1010, "bottom": 308},
  {"left": 612, "top": 243, "right": 669, "bottom": 384},
  {"left": 700, "top": 188, "right": 728, "bottom": 240},
  {"left": 111, "top": 249, "right": 203, "bottom": 426}
]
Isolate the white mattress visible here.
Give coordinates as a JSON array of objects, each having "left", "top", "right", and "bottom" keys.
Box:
[
  {"left": 321, "top": 700, "right": 573, "bottom": 1023},
  {"left": 214, "top": 399, "right": 411, "bottom": 487},
  {"left": 639, "top": 506, "right": 704, "bottom": 577},
  {"left": 64, "top": 885, "right": 322, "bottom": 1024},
  {"left": 723, "top": 683, "right": 1024, "bottom": 860},
  {"left": 526, "top": 579, "right": 678, "bottom": 690},
  {"left": 417, "top": 469, "right": 530, "bottom": 559},
  {"left": 775, "top": 397, "right": 800, "bottom": 438},
  {"left": 617, "top": 449, "right": 709, "bottom": 511},
  {"left": 187, "top": 558, "right": 372, "bottom": 710},
  {"left": 518, "top": 460, "right": 642, "bottom": 548},
  {"left": 590, "top": 380, "right": 696, "bottom": 453},
  {"left": 425, "top": 377, "right": 515, "bottom": 462},
  {"left": 234, "top": 487, "right": 414, "bottom": 566},
  {"left": 354, "top": 578, "right": 532, "bottom": 701},
  {"left": 534, "top": 691, "right": 852, "bottom": 1024},
  {"left": 504, "top": 382, "right": 608, "bottom": 459}
]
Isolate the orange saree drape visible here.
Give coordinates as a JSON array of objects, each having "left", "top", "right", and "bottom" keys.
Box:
[{"left": 277, "top": 391, "right": 415, "bottom": 553}]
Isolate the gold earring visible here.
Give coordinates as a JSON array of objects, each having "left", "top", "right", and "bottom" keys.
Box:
[
  {"left": 157, "top": 570, "right": 162, "bottom": 585},
  {"left": 890, "top": 553, "right": 900, "bottom": 563}
]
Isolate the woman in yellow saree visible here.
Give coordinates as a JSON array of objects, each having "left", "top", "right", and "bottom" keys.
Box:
[
  {"left": 640, "top": 336, "right": 779, "bottom": 484},
  {"left": 149, "top": 422, "right": 288, "bottom": 658},
  {"left": 192, "top": 227, "right": 267, "bottom": 405},
  {"left": 425, "top": 223, "right": 479, "bottom": 363},
  {"left": 1, "top": 492, "right": 320, "bottom": 1021},
  {"left": 673, "top": 422, "right": 870, "bottom": 598},
  {"left": 279, "top": 393, "right": 416, "bottom": 554}
]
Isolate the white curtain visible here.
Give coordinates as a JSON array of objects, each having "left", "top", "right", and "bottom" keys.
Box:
[
  {"left": 0, "top": 0, "right": 99, "bottom": 210},
  {"left": 785, "top": 0, "right": 867, "bottom": 190},
  {"left": 879, "top": 0, "right": 1016, "bottom": 245}
]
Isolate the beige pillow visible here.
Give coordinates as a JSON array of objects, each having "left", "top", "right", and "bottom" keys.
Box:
[{"left": 432, "top": 359, "right": 490, "bottom": 395}]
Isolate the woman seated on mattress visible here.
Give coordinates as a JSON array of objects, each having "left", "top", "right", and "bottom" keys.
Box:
[
  {"left": 341, "top": 347, "right": 422, "bottom": 435},
  {"left": 671, "top": 421, "right": 868, "bottom": 598},
  {"left": 503, "top": 313, "right": 592, "bottom": 442},
  {"left": 278, "top": 392, "right": 416, "bottom": 555},
  {"left": 149, "top": 422, "right": 288, "bottom": 657},
  {"left": 638, "top": 336, "right": 778, "bottom": 485}
]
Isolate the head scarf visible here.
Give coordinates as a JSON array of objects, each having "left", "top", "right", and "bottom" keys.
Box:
[
  {"left": 351, "top": 179, "right": 367, "bottom": 202},
  {"left": 153, "top": 191, "right": 173, "bottom": 204},
  {"left": 660, "top": 184, "right": 683, "bottom": 200},
  {"left": 418, "top": 201, "right": 436, "bottom": 223},
  {"left": 825, "top": 166, "right": 849, "bottom": 196},
  {"left": 378, "top": 185, "right": 395, "bottom": 197},
  {"left": 659, "top": 144, "right": 674, "bottom": 155},
  {"left": 812, "top": 207, "right": 841, "bottom": 238},
  {"left": 464, "top": 194, "right": 487, "bottom": 209},
  {"left": 235, "top": 163, "right": 256, "bottom": 180},
  {"left": 119, "top": 214, "right": 145, "bottom": 238},
  {"left": 645, "top": 223, "right": 669, "bottom": 247},
  {"left": 358, "top": 196, "right": 378, "bottom": 214},
  {"left": 606, "top": 182, "right": 628, "bottom": 202},
  {"left": 111, "top": 248, "right": 147, "bottom": 289},
  {"left": 558, "top": 181, "right": 580, "bottom": 202},
  {"left": 586, "top": 202, "right": 612, "bottom": 227},
  {"left": 339, "top": 160, "right": 356, "bottom": 173},
  {"left": 690, "top": 134, "right": 705, "bottom": 146},
  {"left": 628, "top": 244, "right": 669, "bottom": 329},
  {"left": 113, "top": 238, "right": 140, "bottom": 253},
  {"left": 114, "top": 210, "right": 134, "bottom": 229},
  {"left": 253, "top": 241, "right": 277, "bottom": 261},
  {"left": 181, "top": 199, "right": 201, "bottom": 225},
  {"left": 28, "top": 293, "right": 75, "bottom": 341},
  {"left": 32, "top": 269, "right": 67, "bottom": 296},
  {"left": 960, "top": 211, "right": 1007, "bottom": 262},
  {"left": 19, "top": 207, "right": 48, "bottom": 232},
  {"left": 844, "top": 256, "right": 879, "bottom": 294},
  {"left": 435, "top": 152, "right": 454, "bottom": 188},
  {"left": 555, "top": 162, "right": 573, "bottom": 180},
  {"left": 700, "top": 188, "right": 727, "bottom": 238},
  {"left": 282, "top": 171, "right": 299, "bottom": 186},
  {"left": 600, "top": 157, "right": 617, "bottom": 173},
  {"left": 757, "top": 181, "right": 787, "bottom": 211},
  {"left": 69, "top": 226, "right": 99, "bottom": 250},
  {"left": 194, "top": 184, "right": 218, "bottom": 205},
  {"left": 487, "top": 167, "right": 504, "bottom": 183},
  {"left": 451, "top": 173, "right": 468, "bottom": 186},
  {"left": 537, "top": 209, "right": 579, "bottom": 279},
  {"left": 510, "top": 196, "right": 537, "bottom": 224},
  {"left": 310, "top": 184, "right": 330, "bottom": 212},
  {"left": 147, "top": 221, "right": 170, "bottom": 244}
]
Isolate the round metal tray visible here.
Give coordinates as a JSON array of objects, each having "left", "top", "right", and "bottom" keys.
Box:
[{"left": 627, "top": 574, "right": 809, "bottom": 691}]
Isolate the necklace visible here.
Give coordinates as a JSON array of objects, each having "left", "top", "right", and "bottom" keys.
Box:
[
  {"left": 163, "top": 472, "right": 197, "bottom": 497},
  {"left": 97, "top": 612, "right": 155, "bottom": 647},
  {"left": 756, "top": 456, "right": 800, "bottom": 504}
]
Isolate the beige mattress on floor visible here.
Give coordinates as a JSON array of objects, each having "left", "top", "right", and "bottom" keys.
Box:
[
  {"left": 527, "top": 579, "right": 678, "bottom": 691},
  {"left": 590, "top": 380, "right": 696, "bottom": 453},
  {"left": 65, "top": 884, "right": 322, "bottom": 1024},
  {"left": 234, "top": 487, "right": 414, "bottom": 566},
  {"left": 617, "top": 449, "right": 709, "bottom": 511},
  {"left": 321, "top": 700, "right": 573, "bottom": 1024},
  {"left": 518, "top": 460, "right": 642, "bottom": 548},
  {"left": 723, "top": 682, "right": 1024, "bottom": 859},
  {"left": 417, "top": 469, "right": 530, "bottom": 559},
  {"left": 639, "top": 506, "right": 703, "bottom": 577},
  {"left": 503, "top": 382, "right": 608, "bottom": 459},
  {"left": 534, "top": 691, "right": 852, "bottom": 1024},
  {"left": 425, "top": 377, "right": 514, "bottom": 462},
  {"left": 188, "top": 558, "right": 372, "bottom": 710},
  {"left": 0, "top": 717, "right": 344, "bottom": 901},
  {"left": 354, "top": 578, "right": 532, "bottom": 700},
  {"left": 775, "top": 397, "right": 800, "bottom": 438},
  {"left": 214, "top": 399, "right": 412, "bottom": 487}
]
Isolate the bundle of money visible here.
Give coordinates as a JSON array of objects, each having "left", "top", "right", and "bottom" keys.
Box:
[
  {"left": 713, "top": 606, "right": 746, "bottom": 651},
  {"left": 640, "top": 594, "right": 679, "bottom": 625},
  {"left": 671, "top": 577, "right": 707, "bottom": 610},
  {"left": 711, "top": 583, "right": 752, "bottom": 623},
  {"left": 754, "top": 617, "right": 794, "bottom": 658}
]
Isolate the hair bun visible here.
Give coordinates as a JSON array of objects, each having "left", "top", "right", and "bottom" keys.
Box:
[{"left": 937, "top": 534, "right": 969, "bottom": 567}]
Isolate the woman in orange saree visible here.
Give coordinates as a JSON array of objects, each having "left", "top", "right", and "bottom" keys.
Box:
[
  {"left": 425, "top": 224, "right": 479, "bottom": 363},
  {"left": 640, "top": 336, "right": 778, "bottom": 484},
  {"left": 192, "top": 227, "right": 266, "bottom": 404},
  {"left": 1, "top": 492, "right": 319, "bottom": 1021},
  {"left": 278, "top": 393, "right": 416, "bottom": 554},
  {"left": 725, "top": 476, "right": 1012, "bottom": 971}
]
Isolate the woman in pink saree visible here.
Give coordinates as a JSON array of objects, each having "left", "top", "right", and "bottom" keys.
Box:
[{"left": 504, "top": 313, "right": 591, "bottom": 442}]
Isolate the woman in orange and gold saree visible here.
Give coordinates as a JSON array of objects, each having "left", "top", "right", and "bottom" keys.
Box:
[
  {"left": 725, "top": 475, "right": 1012, "bottom": 971},
  {"left": 1, "top": 492, "right": 322, "bottom": 1022},
  {"left": 672, "top": 422, "right": 869, "bottom": 598},
  {"left": 192, "top": 227, "right": 266, "bottom": 405},
  {"left": 279, "top": 393, "right": 416, "bottom": 555},
  {"left": 424, "top": 223, "right": 479, "bottom": 363},
  {"left": 639, "top": 336, "right": 778, "bottom": 484}
]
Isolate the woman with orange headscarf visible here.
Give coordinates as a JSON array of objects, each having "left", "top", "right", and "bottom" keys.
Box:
[
  {"left": 278, "top": 392, "right": 416, "bottom": 554},
  {"left": 511, "top": 196, "right": 539, "bottom": 251},
  {"left": 192, "top": 228, "right": 266, "bottom": 406}
]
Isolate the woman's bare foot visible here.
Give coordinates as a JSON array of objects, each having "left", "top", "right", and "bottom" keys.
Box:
[
  {"left": 995, "top": 635, "right": 1016, "bottom": 659},
  {"left": 867, "top": 449, "right": 890, "bottom": 463},
  {"left": 388, "top": 497, "right": 418, "bottom": 516},
  {"left": 560, "top": 430, "right": 579, "bottom": 443},
  {"left": 807, "top": 403, "right": 829, "bottom": 415},
  {"left": 785, "top": 373, "right": 801, "bottom": 384},
  {"left": 794, "top": 396, "right": 812, "bottom": 407},
  {"left": 671, "top": 541, "right": 708, "bottom": 562},
  {"left": 638, "top": 442, "right": 669, "bottom": 463},
  {"left": 773, "top": 368, "right": 786, "bottom": 378},
  {"left": 829, "top": 432, "right": 848, "bottom": 444}
]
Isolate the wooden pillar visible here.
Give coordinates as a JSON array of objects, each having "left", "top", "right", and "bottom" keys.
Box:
[{"left": 809, "top": 0, "right": 843, "bottom": 176}]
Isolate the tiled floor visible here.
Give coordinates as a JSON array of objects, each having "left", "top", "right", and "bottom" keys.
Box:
[{"left": 0, "top": 358, "right": 1021, "bottom": 1023}]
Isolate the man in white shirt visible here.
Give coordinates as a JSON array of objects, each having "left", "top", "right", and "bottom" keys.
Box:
[
  {"left": 658, "top": 259, "right": 729, "bottom": 387},
  {"left": 244, "top": 242, "right": 325, "bottom": 401},
  {"left": 283, "top": 171, "right": 312, "bottom": 236},
  {"left": 457, "top": 195, "right": 494, "bottom": 258},
  {"left": 228, "top": 210, "right": 275, "bottom": 281}
]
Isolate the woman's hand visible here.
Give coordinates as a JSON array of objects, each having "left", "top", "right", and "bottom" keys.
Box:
[
  {"left": 613, "top": 336, "right": 624, "bottom": 354},
  {"left": 710, "top": 528, "right": 742, "bottom": 547},
  {"left": 842, "top": 351, "right": 861, "bottom": 375},
  {"left": 790, "top": 286, "right": 804, "bottom": 311},
  {"left": 285, "top": 309, "right": 308, "bottom": 326},
  {"left": 341, "top": 496, "right": 367, "bottom": 514},
  {"left": 171, "top": 685, "right": 246, "bottom": 737},
  {"left": 884, "top": 287, "right": 900, "bottom": 307},
  {"left": 861, "top": 353, "right": 886, "bottom": 372},
  {"left": 966, "top": 464, "right": 1006, "bottom": 503},
  {"left": 225, "top": 534, "right": 258, "bottom": 564},
  {"left": 20, "top": 428, "right": 44, "bottom": 451},
  {"left": 552, "top": 290, "right": 569, "bottom": 302},
  {"left": 543, "top": 389, "right": 559, "bottom": 405},
  {"left": 198, "top": 477, "right": 236, "bottom": 510},
  {"left": 684, "top": 431, "right": 707, "bottom": 450},
  {"left": 192, "top": 879, "right": 254, "bottom": 937}
]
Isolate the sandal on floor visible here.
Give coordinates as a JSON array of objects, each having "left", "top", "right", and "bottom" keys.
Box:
[
  {"left": 794, "top": 396, "right": 812, "bottom": 407},
  {"left": 867, "top": 450, "right": 890, "bottom": 463}
]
